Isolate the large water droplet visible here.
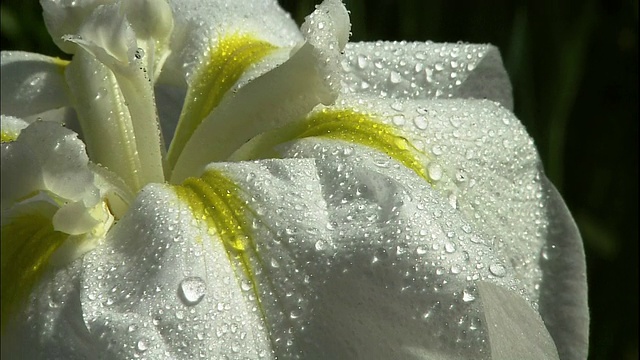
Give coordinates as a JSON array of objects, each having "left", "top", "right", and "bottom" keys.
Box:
[
  {"left": 178, "top": 277, "right": 206, "bottom": 306},
  {"left": 134, "top": 48, "right": 145, "bottom": 60},
  {"left": 427, "top": 163, "right": 443, "bottom": 181},
  {"left": 489, "top": 264, "right": 507, "bottom": 277},
  {"left": 413, "top": 115, "right": 428, "bottom": 130},
  {"left": 357, "top": 54, "right": 368, "bottom": 69},
  {"left": 444, "top": 242, "right": 456, "bottom": 253}
]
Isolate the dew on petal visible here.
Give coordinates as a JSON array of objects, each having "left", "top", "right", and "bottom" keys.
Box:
[
  {"left": 489, "top": 263, "right": 507, "bottom": 277},
  {"left": 178, "top": 276, "right": 206, "bottom": 306}
]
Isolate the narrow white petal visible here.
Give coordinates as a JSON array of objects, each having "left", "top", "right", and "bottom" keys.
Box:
[{"left": 40, "top": 0, "right": 115, "bottom": 54}]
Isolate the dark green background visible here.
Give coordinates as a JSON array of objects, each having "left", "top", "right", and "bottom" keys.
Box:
[{"left": 1, "top": 0, "right": 637, "bottom": 358}]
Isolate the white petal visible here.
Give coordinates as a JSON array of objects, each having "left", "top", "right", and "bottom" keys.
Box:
[
  {"left": 1, "top": 51, "right": 70, "bottom": 119},
  {"left": 1, "top": 120, "right": 123, "bottom": 263},
  {"left": 1, "top": 121, "right": 95, "bottom": 208},
  {"left": 537, "top": 179, "right": 589, "bottom": 360},
  {"left": 276, "top": 137, "right": 530, "bottom": 358},
  {"left": 341, "top": 42, "right": 513, "bottom": 109},
  {"left": 200, "top": 158, "right": 332, "bottom": 357}
]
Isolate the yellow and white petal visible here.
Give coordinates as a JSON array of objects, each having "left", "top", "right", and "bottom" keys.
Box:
[
  {"left": 341, "top": 42, "right": 513, "bottom": 109},
  {"left": 0, "top": 51, "right": 70, "bottom": 120},
  {"left": 160, "top": 0, "right": 303, "bottom": 87},
  {"left": 232, "top": 93, "right": 587, "bottom": 355},
  {"left": 169, "top": 0, "right": 350, "bottom": 183},
  {"left": 243, "top": 95, "right": 548, "bottom": 301},
  {"left": 193, "top": 159, "right": 333, "bottom": 357},
  {"left": 271, "top": 136, "right": 558, "bottom": 358},
  {"left": 4, "top": 158, "right": 334, "bottom": 358},
  {"left": 0, "top": 121, "right": 131, "bottom": 337}
]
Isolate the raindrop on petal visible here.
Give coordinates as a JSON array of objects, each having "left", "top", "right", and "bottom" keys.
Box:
[{"left": 178, "top": 277, "right": 206, "bottom": 306}]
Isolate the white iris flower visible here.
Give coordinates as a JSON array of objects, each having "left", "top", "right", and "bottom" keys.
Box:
[{"left": 0, "top": 0, "right": 589, "bottom": 359}]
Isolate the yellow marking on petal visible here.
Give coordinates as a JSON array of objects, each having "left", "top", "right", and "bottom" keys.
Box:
[
  {"left": 1, "top": 131, "right": 17, "bottom": 143},
  {"left": 1, "top": 207, "right": 68, "bottom": 333},
  {"left": 167, "top": 34, "right": 277, "bottom": 171},
  {"left": 173, "top": 169, "right": 267, "bottom": 319},
  {"left": 234, "top": 109, "right": 432, "bottom": 183},
  {"left": 52, "top": 57, "right": 70, "bottom": 67}
]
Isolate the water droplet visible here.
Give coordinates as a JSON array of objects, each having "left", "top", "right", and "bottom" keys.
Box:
[
  {"left": 372, "top": 247, "right": 388, "bottom": 263},
  {"left": 390, "top": 71, "right": 402, "bottom": 83},
  {"left": 178, "top": 277, "right": 206, "bottom": 306},
  {"left": 413, "top": 115, "right": 428, "bottom": 130},
  {"left": 462, "top": 289, "right": 476, "bottom": 302},
  {"left": 137, "top": 339, "right": 148, "bottom": 352},
  {"left": 290, "top": 309, "right": 301, "bottom": 319},
  {"left": 391, "top": 102, "right": 404, "bottom": 111},
  {"left": 314, "top": 239, "right": 326, "bottom": 251},
  {"left": 357, "top": 54, "right": 368, "bottom": 69},
  {"left": 416, "top": 246, "right": 427, "bottom": 255},
  {"left": 134, "top": 48, "right": 145, "bottom": 60},
  {"left": 489, "top": 264, "right": 507, "bottom": 277},
  {"left": 444, "top": 242, "right": 456, "bottom": 253},
  {"left": 541, "top": 244, "right": 559, "bottom": 261},
  {"left": 240, "top": 280, "right": 252, "bottom": 291},
  {"left": 427, "top": 163, "right": 443, "bottom": 181},
  {"left": 270, "top": 258, "right": 280, "bottom": 268},
  {"left": 392, "top": 114, "right": 406, "bottom": 126}
]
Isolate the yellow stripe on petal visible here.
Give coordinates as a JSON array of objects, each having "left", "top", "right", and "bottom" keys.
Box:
[
  {"left": 1, "top": 205, "right": 68, "bottom": 333},
  {"left": 167, "top": 34, "right": 277, "bottom": 171},
  {"left": 233, "top": 109, "right": 432, "bottom": 183},
  {"left": 172, "top": 169, "right": 266, "bottom": 316},
  {"left": 1, "top": 131, "right": 17, "bottom": 143}
]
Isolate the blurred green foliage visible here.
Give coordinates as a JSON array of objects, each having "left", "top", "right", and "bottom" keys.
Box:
[{"left": 1, "top": 0, "right": 637, "bottom": 359}]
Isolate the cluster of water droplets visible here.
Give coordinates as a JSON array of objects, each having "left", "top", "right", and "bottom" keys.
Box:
[{"left": 340, "top": 41, "right": 490, "bottom": 99}]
